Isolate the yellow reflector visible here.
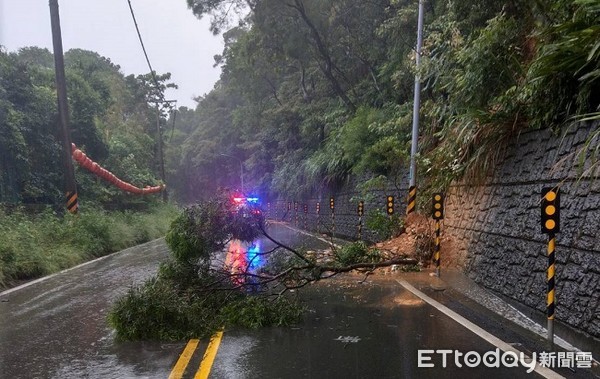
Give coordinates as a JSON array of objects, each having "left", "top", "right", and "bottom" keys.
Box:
[
  {"left": 545, "top": 191, "right": 557, "bottom": 201},
  {"left": 545, "top": 205, "right": 556, "bottom": 215},
  {"left": 545, "top": 219, "right": 556, "bottom": 230}
]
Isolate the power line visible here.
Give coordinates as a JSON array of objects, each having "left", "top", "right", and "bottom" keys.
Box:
[{"left": 126, "top": 0, "right": 167, "bottom": 104}]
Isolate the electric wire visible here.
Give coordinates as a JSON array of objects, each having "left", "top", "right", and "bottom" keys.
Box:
[{"left": 126, "top": 0, "right": 167, "bottom": 104}]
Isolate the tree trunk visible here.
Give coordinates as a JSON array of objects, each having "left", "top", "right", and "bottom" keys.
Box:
[{"left": 287, "top": 0, "right": 356, "bottom": 112}]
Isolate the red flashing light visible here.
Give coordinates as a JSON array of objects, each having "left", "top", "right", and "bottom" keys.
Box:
[{"left": 233, "top": 197, "right": 245, "bottom": 203}]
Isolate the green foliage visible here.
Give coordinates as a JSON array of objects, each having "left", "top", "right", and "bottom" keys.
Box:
[
  {"left": 109, "top": 276, "right": 216, "bottom": 341},
  {"left": 335, "top": 241, "right": 382, "bottom": 266},
  {"left": 110, "top": 198, "right": 300, "bottom": 341},
  {"left": 4, "top": 0, "right": 591, "bottom": 212},
  {"left": 364, "top": 209, "right": 405, "bottom": 240},
  {"left": 173, "top": 0, "right": 599, "bottom": 207},
  {"left": 109, "top": 268, "right": 303, "bottom": 341},
  {"left": 400, "top": 264, "right": 421, "bottom": 273},
  {"left": 420, "top": 12, "right": 528, "bottom": 186},
  {"left": 165, "top": 196, "right": 263, "bottom": 264},
  {"left": 0, "top": 204, "right": 178, "bottom": 288},
  {"left": 165, "top": 204, "right": 228, "bottom": 264},
  {"left": 525, "top": 0, "right": 600, "bottom": 128},
  {"left": 221, "top": 296, "right": 304, "bottom": 329},
  {"left": 0, "top": 46, "right": 173, "bottom": 208}
]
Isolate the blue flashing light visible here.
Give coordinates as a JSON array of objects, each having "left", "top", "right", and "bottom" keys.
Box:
[
  {"left": 247, "top": 242, "right": 262, "bottom": 269},
  {"left": 246, "top": 197, "right": 260, "bottom": 204}
]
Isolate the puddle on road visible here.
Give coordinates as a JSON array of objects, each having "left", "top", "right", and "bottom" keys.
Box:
[{"left": 390, "top": 292, "right": 426, "bottom": 307}]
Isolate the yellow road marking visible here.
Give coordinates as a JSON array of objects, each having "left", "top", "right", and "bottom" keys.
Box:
[
  {"left": 168, "top": 339, "right": 199, "bottom": 379},
  {"left": 194, "top": 330, "right": 224, "bottom": 379}
]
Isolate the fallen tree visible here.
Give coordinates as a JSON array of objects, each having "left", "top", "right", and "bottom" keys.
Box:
[{"left": 108, "top": 193, "right": 424, "bottom": 341}]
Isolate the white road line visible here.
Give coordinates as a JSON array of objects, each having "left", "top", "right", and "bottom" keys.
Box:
[
  {"left": 269, "top": 221, "right": 340, "bottom": 248},
  {"left": 0, "top": 238, "right": 164, "bottom": 297},
  {"left": 397, "top": 279, "right": 565, "bottom": 379}
]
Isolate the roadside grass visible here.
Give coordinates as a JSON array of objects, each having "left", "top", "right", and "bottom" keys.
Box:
[{"left": 0, "top": 203, "right": 179, "bottom": 289}]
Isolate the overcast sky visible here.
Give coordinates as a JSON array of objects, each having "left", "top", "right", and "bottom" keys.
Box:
[{"left": 0, "top": 0, "right": 224, "bottom": 108}]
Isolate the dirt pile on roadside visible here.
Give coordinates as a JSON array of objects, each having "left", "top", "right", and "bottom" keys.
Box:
[
  {"left": 373, "top": 213, "right": 463, "bottom": 270},
  {"left": 374, "top": 213, "right": 432, "bottom": 260}
]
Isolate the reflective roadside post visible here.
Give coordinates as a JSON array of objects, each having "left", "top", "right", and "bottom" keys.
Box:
[
  {"left": 330, "top": 196, "right": 335, "bottom": 238},
  {"left": 386, "top": 196, "right": 394, "bottom": 219},
  {"left": 432, "top": 193, "right": 444, "bottom": 277},
  {"left": 357, "top": 200, "right": 364, "bottom": 240},
  {"left": 304, "top": 204, "right": 308, "bottom": 230},
  {"left": 316, "top": 202, "right": 321, "bottom": 233},
  {"left": 294, "top": 201, "right": 298, "bottom": 227},
  {"left": 541, "top": 187, "right": 560, "bottom": 347}
]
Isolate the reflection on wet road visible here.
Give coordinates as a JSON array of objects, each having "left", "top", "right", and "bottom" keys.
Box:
[
  {"left": 208, "top": 276, "right": 548, "bottom": 379},
  {"left": 0, "top": 223, "right": 567, "bottom": 378},
  {"left": 0, "top": 222, "right": 331, "bottom": 379}
]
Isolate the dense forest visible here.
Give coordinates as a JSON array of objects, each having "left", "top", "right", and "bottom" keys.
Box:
[
  {"left": 0, "top": 47, "right": 173, "bottom": 207},
  {"left": 1, "top": 0, "right": 599, "bottom": 208},
  {"left": 0, "top": 46, "right": 181, "bottom": 287},
  {"left": 166, "top": 0, "right": 599, "bottom": 205}
]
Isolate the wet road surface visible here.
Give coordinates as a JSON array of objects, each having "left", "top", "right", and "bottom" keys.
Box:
[
  {"left": 0, "top": 223, "right": 332, "bottom": 379},
  {"left": 0, "top": 239, "right": 178, "bottom": 379},
  {"left": 209, "top": 276, "right": 548, "bottom": 379},
  {"left": 0, "top": 223, "right": 581, "bottom": 378}
]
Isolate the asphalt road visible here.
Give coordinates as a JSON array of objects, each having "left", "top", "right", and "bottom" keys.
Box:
[
  {"left": 0, "top": 238, "right": 178, "bottom": 379},
  {"left": 207, "top": 275, "right": 548, "bottom": 379},
  {"left": 0, "top": 223, "right": 573, "bottom": 378}
]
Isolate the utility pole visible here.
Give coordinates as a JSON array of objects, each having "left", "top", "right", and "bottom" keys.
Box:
[
  {"left": 155, "top": 99, "right": 176, "bottom": 202},
  {"left": 49, "top": 0, "right": 78, "bottom": 214},
  {"left": 156, "top": 103, "right": 167, "bottom": 201},
  {"left": 407, "top": 0, "right": 424, "bottom": 215}
]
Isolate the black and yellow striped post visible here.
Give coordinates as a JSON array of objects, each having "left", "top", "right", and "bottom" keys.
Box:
[
  {"left": 330, "top": 196, "right": 335, "bottom": 237},
  {"left": 542, "top": 187, "right": 560, "bottom": 346},
  {"left": 407, "top": 185, "right": 417, "bottom": 215},
  {"left": 357, "top": 200, "right": 364, "bottom": 240},
  {"left": 432, "top": 193, "right": 444, "bottom": 277},
  {"left": 316, "top": 202, "right": 321, "bottom": 233},
  {"left": 66, "top": 190, "right": 78, "bottom": 215}
]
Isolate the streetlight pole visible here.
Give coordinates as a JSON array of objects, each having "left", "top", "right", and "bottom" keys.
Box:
[
  {"left": 220, "top": 154, "right": 244, "bottom": 194},
  {"left": 407, "top": 0, "right": 424, "bottom": 215}
]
